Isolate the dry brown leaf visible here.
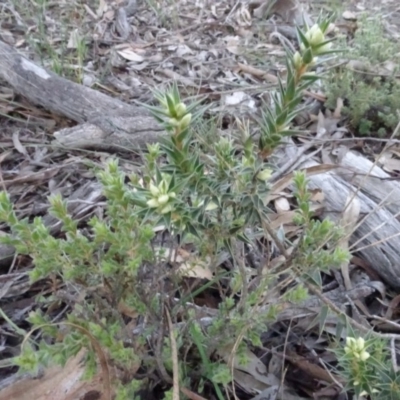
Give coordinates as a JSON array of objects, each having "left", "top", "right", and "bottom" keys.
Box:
[
  {"left": 218, "top": 346, "right": 307, "bottom": 400},
  {"left": 269, "top": 204, "right": 323, "bottom": 231},
  {"left": 385, "top": 293, "right": 400, "bottom": 320},
  {"left": 12, "top": 131, "right": 28, "bottom": 156},
  {"left": 342, "top": 10, "right": 357, "bottom": 20},
  {"left": 115, "top": 8, "right": 131, "bottom": 39},
  {"left": 117, "top": 49, "right": 144, "bottom": 62},
  {"left": 156, "top": 247, "right": 213, "bottom": 280},
  {"left": 0, "top": 349, "right": 107, "bottom": 400},
  {"left": 96, "top": 0, "right": 107, "bottom": 17},
  {"left": 267, "top": 164, "right": 339, "bottom": 203},
  {"left": 310, "top": 188, "right": 324, "bottom": 203},
  {"left": 377, "top": 151, "right": 400, "bottom": 172},
  {"left": 225, "top": 36, "right": 242, "bottom": 55},
  {"left": 180, "top": 387, "right": 208, "bottom": 400},
  {"left": 237, "top": 62, "right": 278, "bottom": 82},
  {"left": 0, "top": 150, "right": 13, "bottom": 164},
  {"left": 178, "top": 259, "right": 213, "bottom": 280},
  {"left": 274, "top": 196, "right": 290, "bottom": 213},
  {"left": 285, "top": 350, "right": 345, "bottom": 385},
  {"left": 339, "top": 195, "right": 360, "bottom": 290},
  {"left": 67, "top": 29, "right": 81, "bottom": 49}
]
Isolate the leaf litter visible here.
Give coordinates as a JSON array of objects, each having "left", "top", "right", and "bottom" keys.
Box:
[{"left": 0, "top": 0, "right": 399, "bottom": 399}]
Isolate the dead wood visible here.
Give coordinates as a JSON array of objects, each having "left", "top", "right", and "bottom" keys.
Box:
[
  {"left": 278, "top": 142, "right": 400, "bottom": 289},
  {"left": 52, "top": 117, "right": 164, "bottom": 152},
  {"left": 0, "top": 40, "right": 165, "bottom": 151}
]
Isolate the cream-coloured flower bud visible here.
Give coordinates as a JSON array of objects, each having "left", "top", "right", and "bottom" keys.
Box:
[
  {"left": 356, "top": 337, "right": 365, "bottom": 351},
  {"left": 168, "top": 118, "right": 180, "bottom": 127},
  {"left": 309, "top": 27, "right": 324, "bottom": 46},
  {"left": 306, "top": 24, "right": 320, "bottom": 40},
  {"left": 175, "top": 102, "right": 187, "bottom": 118},
  {"left": 205, "top": 201, "right": 218, "bottom": 211},
  {"left": 359, "top": 350, "right": 370, "bottom": 361},
  {"left": 345, "top": 337, "right": 356, "bottom": 349},
  {"left": 149, "top": 183, "right": 160, "bottom": 197},
  {"left": 179, "top": 113, "right": 192, "bottom": 129},
  {"left": 257, "top": 168, "right": 272, "bottom": 181},
  {"left": 157, "top": 194, "right": 169, "bottom": 205},
  {"left": 293, "top": 51, "right": 303, "bottom": 69},
  {"left": 169, "top": 192, "right": 176, "bottom": 199},
  {"left": 147, "top": 198, "right": 159, "bottom": 208}
]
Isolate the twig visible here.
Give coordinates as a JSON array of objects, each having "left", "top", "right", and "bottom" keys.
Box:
[
  {"left": 166, "top": 307, "right": 180, "bottom": 400},
  {"left": 303, "top": 281, "right": 400, "bottom": 340}
]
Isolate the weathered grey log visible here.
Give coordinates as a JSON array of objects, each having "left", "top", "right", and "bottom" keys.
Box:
[
  {"left": 0, "top": 39, "right": 165, "bottom": 151},
  {"left": 53, "top": 117, "right": 164, "bottom": 152},
  {"left": 337, "top": 150, "right": 400, "bottom": 216},
  {"left": 276, "top": 143, "right": 400, "bottom": 289}
]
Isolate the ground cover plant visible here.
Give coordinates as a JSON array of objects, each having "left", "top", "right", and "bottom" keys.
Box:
[
  {"left": 325, "top": 13, "right": 400, "bottom": 136},
  {"left": 0, "top": 2, "right": 399, "bottom": 400},
  {"left": 0, "top": 10, "right": 396, "bottom": 400}
]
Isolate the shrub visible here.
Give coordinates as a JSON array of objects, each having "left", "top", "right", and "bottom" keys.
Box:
[
  {"left": 1, "top": 15, "right": 391, "bottom": 399},
  {"left": 325, "top": 14, "right": 400, "bottom": 136}
]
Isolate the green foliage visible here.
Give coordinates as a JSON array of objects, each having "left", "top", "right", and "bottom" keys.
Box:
[
  {"left": 0, "top": 15, "right": 367, "bottom": 398},
  {"left": 333, "top": 331, "right": 399, "bottom": 400},
  {"left": 293, "top": 171, "right": 349, "bottom": 277},
  {"left": 325, "top": 14, "right": 400, "bottom": 135}
]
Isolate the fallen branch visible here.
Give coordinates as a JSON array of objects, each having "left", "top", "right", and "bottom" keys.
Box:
[{"left": 0, "top": 40, "right": 165, "bottom": 152}]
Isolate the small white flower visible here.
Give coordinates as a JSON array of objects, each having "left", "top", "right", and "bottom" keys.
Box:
[
  {"left": 257, "top": 168, "right": 272, "bottom": 181},
  {"left": 157, "top": 194, "right": 170, "bottom": 205},
  {"left": 356, "top": 337, "right": 365, "bottom": 350},
  {"left": 305, "top": 24, "right": 325, "bottom": 46},
  {"left": 168, "top": 118, "right": 180, "bottom": 127},
  {"left": 359, "top": 350, "right": 370, "bottom": 361},
  {"left": 356, "top": 337, "right": 366, "bottom": 351},
  {"left": 179, "top": 113, "right": 192, "bottom": 129},
  {"left": 149, "top": 183, "right": 160, "bottom": 197},
  {"left": 147, "top": 198, "right": 159, "bottom": 208},
  {"left": 293, "top": 51, "right": 303, "bottom": 69},
  {"left": 205, "top": 201, "right": 218, "bottom": 211},
  {"left": 175, "top": 102, "right": 187, "bottom": 118}
]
